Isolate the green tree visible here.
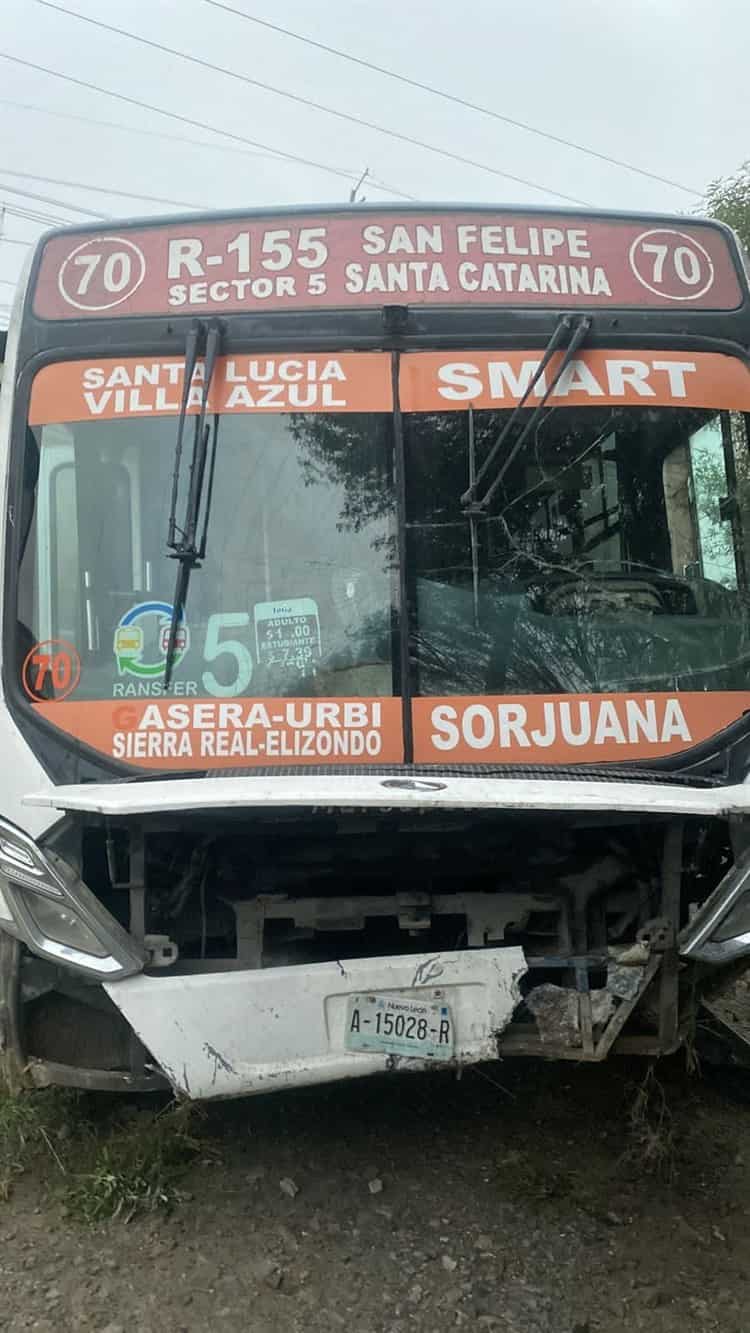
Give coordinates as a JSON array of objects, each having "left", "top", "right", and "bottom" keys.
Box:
[{"left": 703, "top": 162, "right": 750, "bottom": 253}]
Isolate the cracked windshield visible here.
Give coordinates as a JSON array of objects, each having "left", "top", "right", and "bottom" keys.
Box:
[
  {"left": 405, "top": 404, "right": 750, "bottom": 698},
  {"left": 20, "top": 388, "right": 750, "bottom": 709}
]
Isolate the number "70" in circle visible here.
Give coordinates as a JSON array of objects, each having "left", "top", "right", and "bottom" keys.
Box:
[{"left": 21, "top": 640, "right": 81, "bottom": 703}]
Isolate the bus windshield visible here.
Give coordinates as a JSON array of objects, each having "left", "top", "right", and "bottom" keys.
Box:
[
  {"left": 405, "top": 404, "right": 750, "bottom": 696},
  {"left": 18, "top": 408, "right": 396, "bottom": 703},
  {"left": 18, "top": 395, "right": 750, "bottom": 703},
  {"left": 12, "top": 343, "right": 750, "bottom": 771}
]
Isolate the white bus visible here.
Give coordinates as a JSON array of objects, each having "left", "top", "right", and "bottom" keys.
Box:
[{"left": 1, "top": 204, "right": 750, "bottom": 1098}]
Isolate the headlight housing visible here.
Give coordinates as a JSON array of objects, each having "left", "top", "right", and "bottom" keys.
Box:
[
  {"left": 0, "top": 818, "right": 143, "bottom": 978},
  {"left": 0, "top": 831, "right": 61, "bottom": 891}
]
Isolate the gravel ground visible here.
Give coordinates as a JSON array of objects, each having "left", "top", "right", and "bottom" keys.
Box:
[{"left": 1, "top": 1055, "right": 749, "bottom": 1333}]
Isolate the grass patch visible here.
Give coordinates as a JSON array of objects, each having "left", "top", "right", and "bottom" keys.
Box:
[
  {"left": 0, "top": 1085, "right": 77, "bottom": 1201},
  {"left": 1, "top": 1074, "right": 216, "bottom": 1223},
  {"left": 62, "top": 1101, "right": 210, "bottom": 1224}
]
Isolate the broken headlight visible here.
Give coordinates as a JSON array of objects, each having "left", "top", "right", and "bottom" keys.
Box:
[{"left": 0, "top": 817, "right": 143, "bottom": 978}]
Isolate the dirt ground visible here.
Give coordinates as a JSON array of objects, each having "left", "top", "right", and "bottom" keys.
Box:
[{"left": 1, "top": 1055, "right": 750, "bottom": 1333}]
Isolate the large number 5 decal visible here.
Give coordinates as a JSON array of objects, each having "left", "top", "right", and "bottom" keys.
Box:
[{"left": 202, "top": 613, "right": 252, "bottom": 697}]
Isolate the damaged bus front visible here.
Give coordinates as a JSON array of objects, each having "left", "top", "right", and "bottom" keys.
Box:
[{"left": 2, "top": 205, "right": 750, "bottom": 1098}]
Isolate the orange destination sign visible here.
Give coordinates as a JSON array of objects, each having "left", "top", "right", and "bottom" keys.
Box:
[
  {"left": 412, "top": 694, "right": 750, "bottom": 765},
  {"left": 30, "top": 691, "right": 750, "bottom": 771},
  {"left": 32, "top": 697, "right": 405, "bottom": 770},
  {"left": 400, "top": 348, "right": 750, "bottom": 413},
  {"left": 29, "top": 353, "right": 393, "bottom": 423},
  {"left": 29, "top": 349, "right": 750, "bottom": 425}
]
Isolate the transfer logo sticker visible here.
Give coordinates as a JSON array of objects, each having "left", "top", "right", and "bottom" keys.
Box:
[{"left": 114, "top": 601, "right": 189, "bottom": 679}]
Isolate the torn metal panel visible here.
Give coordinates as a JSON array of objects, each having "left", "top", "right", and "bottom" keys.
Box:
[
  {"left": 607, "top": 961, "right": 644, "bottom": 1001},
  {"left": 525, "top": 983, "right": 616, "bottom": 1047},
  {"left": 523, "top": 949, "right": 656, "bottom": 1052},
  {"left": 104, "top": 947, "right": 526, "bottom": 1100}
]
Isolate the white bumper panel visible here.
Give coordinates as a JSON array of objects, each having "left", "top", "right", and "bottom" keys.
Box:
[
  {"left": 24, "top": 773, "right": 750, "bottom": 818},
  {"left": 104, "top": 947, "right": 526, "bottom": 1100}
]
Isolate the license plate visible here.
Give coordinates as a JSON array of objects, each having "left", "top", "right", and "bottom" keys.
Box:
[{"left": 345, "top": 993, "right": 454, "bottom": 1059}]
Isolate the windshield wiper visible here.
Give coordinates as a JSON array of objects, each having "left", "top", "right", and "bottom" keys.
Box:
[
  {"left": 461, "top": 314, "right": 592, "bottom": 516},
  {"left": 163, "top": 319, "right": 222, "bottom": 689}
]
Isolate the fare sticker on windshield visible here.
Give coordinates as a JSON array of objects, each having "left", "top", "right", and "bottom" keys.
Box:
[
  {"left": 254, "top": 600, "right": 322, "bottom": 679},
  {"left": 32, "top": 210, "right": 744, "bottom": 320}
]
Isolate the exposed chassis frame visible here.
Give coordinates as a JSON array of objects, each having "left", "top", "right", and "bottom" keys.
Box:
[
  {"left": 499, "top": 820, "right": 685, "bottom": 1060},
  {"left": 0, "top": 820, "right": 688, "bottom": 1091}
]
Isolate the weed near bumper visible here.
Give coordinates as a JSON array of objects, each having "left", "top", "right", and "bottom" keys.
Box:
[{"left": 0, "top": 1079, "right": 217, "bottom": 1221}]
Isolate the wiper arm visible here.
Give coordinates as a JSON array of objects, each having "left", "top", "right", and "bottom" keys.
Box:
[
  {"left": 461, "top": 314, "right": 592, "bottom": 515},
  {"left": 167, "top": 321, "right": 201, "bottom": 549},
  {"left": 163, "top": 319, "right": 222, "bottom": 689}
]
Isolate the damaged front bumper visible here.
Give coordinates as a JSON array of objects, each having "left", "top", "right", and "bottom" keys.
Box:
[
  {"left": 6, "top": 774, "right": 750, "bottom": 1096},
  {"left": 102, "top": 948, "right": 527, "bottom": 1099}
]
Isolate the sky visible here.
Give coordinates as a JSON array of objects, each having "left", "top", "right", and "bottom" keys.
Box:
[{"left": 1, "top": 0, "right": 749, "bottom": 327}]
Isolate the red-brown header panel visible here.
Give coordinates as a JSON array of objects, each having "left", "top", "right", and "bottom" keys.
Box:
[{"left": 32, "top": 210, "right": 743, "bottom": 320}]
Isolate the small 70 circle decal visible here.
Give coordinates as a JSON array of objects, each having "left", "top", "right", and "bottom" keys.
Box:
[
  {"left": 57, "top": 236, "right": 147, "bottom": 312},
  {"left": 22, "top": 639, "right": 81, "bottom": 702},
  {"left": 629, "top": 228, "right": 715, "bottom": 302}
]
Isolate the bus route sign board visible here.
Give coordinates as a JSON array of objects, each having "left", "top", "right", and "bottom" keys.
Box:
[{"left": 32, "top": 210, "right": 744, "bottom": 320}]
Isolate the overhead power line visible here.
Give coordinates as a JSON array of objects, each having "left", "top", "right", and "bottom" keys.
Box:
[
  {"left": 2, "top": 201, "right": 68, "bottom": 225},
  {"left": 0, "top": 98, "right": 409, "bottom": 204},
  {"left": 0, "top": 236, "right": 31, "bottom": 247},
  {"left": 0, "top": 166, "right": 206, "bottom": 211},
  {"left": 0, "top": 179, "right": 106, "bottom": 218},
  {"left": 0, "top": 200, "right": 72, "bottom": 227},
  {"left": 205, "top": 0, "right": 703, "bottom": 199},
  {"left": 0, "top": 51, "right": 416, "bottom": 201},
  {"left": 32, "top": 1, "right": 591, "bottom": 207},
  {"left": 0, "top": 96, "right": 291, "bottom": 165}
]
